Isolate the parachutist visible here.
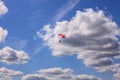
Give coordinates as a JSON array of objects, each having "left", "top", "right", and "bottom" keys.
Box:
[
  {"left": 59, "top": 40, "right": 61, "bottom": 43},
  {"left": 57, "top": 34, "right": 65, "bottom": 43}
]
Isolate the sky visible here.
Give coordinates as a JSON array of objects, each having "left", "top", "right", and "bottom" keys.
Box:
[{"left": 0, "top": 0, "right": 120, "bottom": 80}]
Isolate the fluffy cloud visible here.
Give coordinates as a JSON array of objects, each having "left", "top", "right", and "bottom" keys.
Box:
[
  {"left": 22, "top": 74, "right": 47, "bottom": 80},
  {"left": 0, "top": 67, "right": 23, "bottom": 76},
  {"left": 22, "top": 68, "right": 101, "bottom": 80},
  {"left": 38, "top": 8, "right": 120, "bottom": 79},
  {"left": 0, "top": 0, "right": 8, "bottom": 43},
  {"left": 113, "top": 67, "right": 120, "bottom": 80},
  {"left": 0, "top": 27, "right": 8, "bottom": 43},
  {"left": 0, "top": 67, "right": 23, "bottom": 80},
  {"left": 0, "top": 0, "right": 8, "bottom": 17},
  {"left": 0, "top": 47, "right": 30, "bottom": 64},
  {"left": 75, "top": 75, "right": 101, "bottom": 80}
]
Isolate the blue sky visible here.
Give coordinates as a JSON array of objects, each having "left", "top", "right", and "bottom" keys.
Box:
[{"left": 0, "top": 0, "right": 120, "bottom": 80}]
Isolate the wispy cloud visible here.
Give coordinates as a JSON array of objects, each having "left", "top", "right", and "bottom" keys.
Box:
[
  {"left": 4, "top": 37, "right": 29, "bottom": 50},
  {"left": 51, "top": 0, "right": 80, "bottom": 22},
  {"left": 34, "top": 44, "right": 45, "bottom": 55}
]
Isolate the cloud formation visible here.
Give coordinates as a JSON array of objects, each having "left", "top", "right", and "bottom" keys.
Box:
[
  {"left": 0, "top": 67, "right": 23, "bottom": 80},
  {"left": 22, "top": 68, "right": 101, "bottom": 80},
  {"left": 0, "top": 0, "right": 8, "bottom": 43},
  {"left": 38, "top": 8, "right": 120, "bottom": 79},
  {"left": 0, "top": 27, "right": 8, "bottom": 43},
  {"left": 0, "top": 47, "right": 30, "bottom": 64},
  {"left": 113, "top": 67, "right": 120, "bottom": 80},
  {"left": 0, "top": 0, "right": 8, "bottom": 17},
  {"left": 22, "top": 74, "right": 47, "bottom": 80}
]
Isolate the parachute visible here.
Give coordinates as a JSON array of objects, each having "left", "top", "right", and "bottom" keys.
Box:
[
  {"left": 58, "top": 34, "right": 65, "bottom": 38},
  {"left": 57, "top": 34, "right": 65, "bottom": 43}
]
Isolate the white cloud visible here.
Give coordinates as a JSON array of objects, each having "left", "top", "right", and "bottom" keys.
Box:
[
  {"left": 113, "top": 67, "right": 120, "bottom": 80},
  {"left": 0, "top": 1, "right": 8, "bottom": 43},
  {"left": 0, "top": 67, "right": 23, "bottom": 80},
  {"left": 75, "top": 75, "right": 101, "bottom": 80},
  {"left": 22, "top": 68, "right": 101, "bottom": 80},
  {"left": 0, "top": 67, "right": 23, "bottom": 76},
  {"left": 0, "top": 27, "right": 8, "bottom": 43},
  {"left": 52, "top": 0, "right": 80, "bottom": 22},
  {"left": 38, "top": 8, "right": 120, "bottom": 79},
  {"left": 38, "top": 67, "right": 73, "bottom": 76},
  {"left": 22, "top": 74, "right": 47, "bottom": 80},
  {"left": 0, "top": 0, "right": 8, "bottom": 17},
  {"left": 0, "top": 46, "right": 30, "bottom": 64},
  {"left": 95, "top": 63, "right": 120, "bottom": 72},
  {"left": 83, "top": 57, "right": 113, "bottom": 67}
]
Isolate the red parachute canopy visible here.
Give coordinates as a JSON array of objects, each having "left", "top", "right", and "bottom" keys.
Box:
[{"left": 58, "top": 34, "right": 65, "bottom": 38}]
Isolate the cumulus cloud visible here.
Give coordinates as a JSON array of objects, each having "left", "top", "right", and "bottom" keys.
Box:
[
  {"left": 0, "top": 46, "right": 30, "bottom": 64},
  {"left": 75, "top": 75, "right": 101, "bottom": 80},
  {"left": 0, "top": 67, "right": 23, "bottom": 76},
  {"left": 0, "top": 27, "right": 8, "bottom": 43},
  {"left": 0, "top": 67, "right": 23, "bottom": 80},
  {"left": 0, "top": 1, "right": 8, "bottom": 43},
  {"left": 38, "top": 67, "right": 73, "bottom": 76},
  {"left": 22, "top": 74, "right": 47, "bottom": 80},
  {"left": 38, "top": 8, "right": 120, "bottom": 79},
  {"left": 113, "top": 67, "right": 120, "bottom": 80},
  {"left": 0, "top": 0, "right": 8, "bottom": 17},
  {"left": 22, "top": 68, "right": 101, "bottom": 80}
]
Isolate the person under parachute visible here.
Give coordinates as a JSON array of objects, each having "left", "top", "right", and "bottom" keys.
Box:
[{"left": 57, "top": 34, "right": 65, "bottom": 43}]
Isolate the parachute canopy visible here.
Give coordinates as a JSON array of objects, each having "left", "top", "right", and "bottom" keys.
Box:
[{"left": 58, "top": 34, "right": 65, "bottom": 38}]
